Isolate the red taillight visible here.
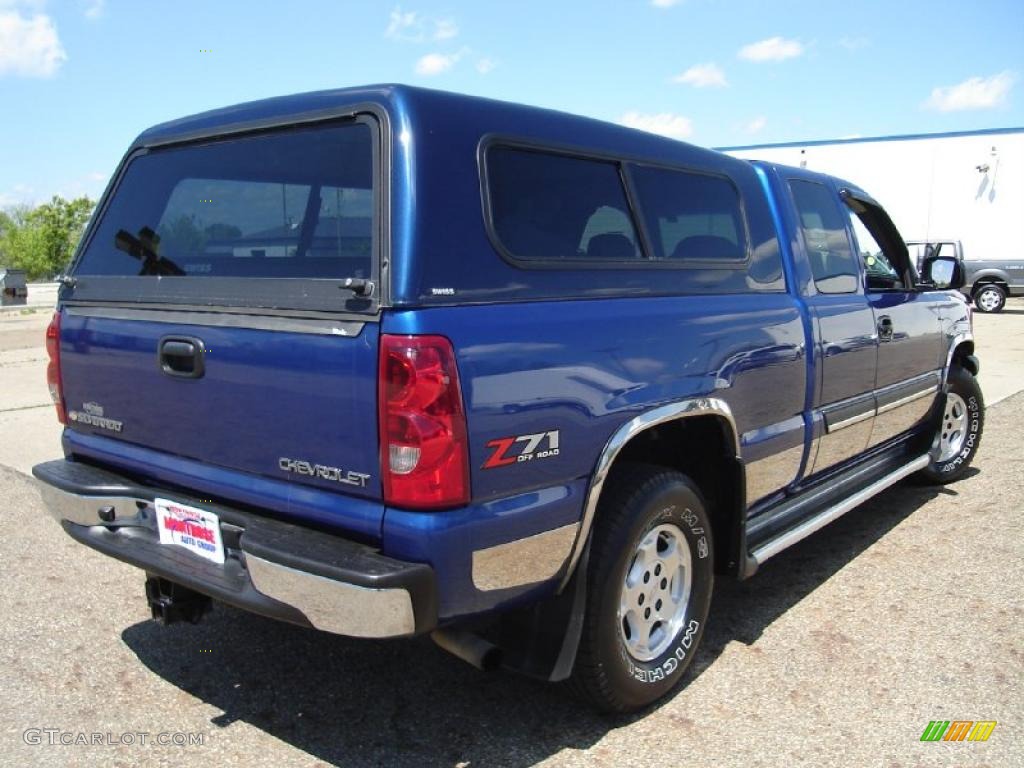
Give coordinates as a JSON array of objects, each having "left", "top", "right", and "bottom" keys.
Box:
[
  {"left": 379, "top": 334, "right": 469, "bottom": 509},
  {"left": 45, "top": 312, "right": 66, "bottom": 425}
]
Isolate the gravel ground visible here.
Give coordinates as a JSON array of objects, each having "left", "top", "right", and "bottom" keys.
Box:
[{"left": 1, "top": 391, "right": 1021, "bottom": 767}]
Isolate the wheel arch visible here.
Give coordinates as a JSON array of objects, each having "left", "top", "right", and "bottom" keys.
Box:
[
  {"left": 558, "top": 398, "right": 746, "bottom": 592},
  {"left": 945, "top": 334, "right": 977, "bottom": 383},
  {"left": 972, "top": 274, "right": 1010, "bottom": 292}
]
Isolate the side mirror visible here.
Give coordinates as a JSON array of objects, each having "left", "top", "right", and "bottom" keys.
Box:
[{"left": 921, "top": 256, "right": 964, "bottom": 291}]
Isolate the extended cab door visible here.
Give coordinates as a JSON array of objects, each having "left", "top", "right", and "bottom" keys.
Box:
[
  {"left": 841, "top": 190, "right": 944, "bottom": 446},
  {"left": 785, "top": 174, "right": 878, "bottom": 475}
]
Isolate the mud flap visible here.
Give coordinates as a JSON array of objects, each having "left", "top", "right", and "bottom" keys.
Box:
[{"left": 489, "top": 539, "right": 591, "bottom": 682}]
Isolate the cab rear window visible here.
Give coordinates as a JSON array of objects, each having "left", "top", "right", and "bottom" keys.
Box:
[{"left": 76, "top": 122, "right": 373, "bottom": 282}]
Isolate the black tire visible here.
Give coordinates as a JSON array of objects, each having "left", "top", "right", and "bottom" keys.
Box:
[
  {"left": 973, "top": 283, "right": 1006, "bottom": 313},
  {"left": 572, "top": 464, "right": 714, "bottom": 713},
  {"left": 915, "top": 366, "right": 984, "bottom": 484}
]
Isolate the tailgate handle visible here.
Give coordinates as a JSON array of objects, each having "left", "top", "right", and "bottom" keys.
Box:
[{"left": 159, "top": 336, "right": 205, "bottom": 379}]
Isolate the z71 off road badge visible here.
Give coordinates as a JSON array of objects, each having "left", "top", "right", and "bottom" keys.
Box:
[{"left": 483, "top": 430, "right": 560, "bottom": 469}]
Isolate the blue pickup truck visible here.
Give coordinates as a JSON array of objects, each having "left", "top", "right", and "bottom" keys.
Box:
[{"left": 34, "top": 85, "right": 983, "bottom": 713}]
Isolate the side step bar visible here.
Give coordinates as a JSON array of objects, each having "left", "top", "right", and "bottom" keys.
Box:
[{"left": 748, "top": 453, "right": 930, "bottom": 571}]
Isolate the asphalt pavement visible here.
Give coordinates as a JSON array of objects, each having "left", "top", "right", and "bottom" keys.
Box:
[{"left": 0, "top": 302, "right": 1021, "bottom": 767}]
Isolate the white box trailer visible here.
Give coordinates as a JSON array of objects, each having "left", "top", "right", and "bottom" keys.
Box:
[{"left": 719, "top": 127, "right": 1024, "bottom": 311}]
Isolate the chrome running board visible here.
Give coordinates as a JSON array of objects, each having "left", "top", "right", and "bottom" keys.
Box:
[{"left": 749, "top": 453, "right": 930, "bottom": 567}]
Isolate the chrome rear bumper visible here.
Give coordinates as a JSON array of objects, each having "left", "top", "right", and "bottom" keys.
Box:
[{"left": 33, "top": 459, "right": 436, "bottom": 639}]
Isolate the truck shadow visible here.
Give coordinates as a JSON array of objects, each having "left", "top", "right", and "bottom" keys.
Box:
[
  {"left": 120, "top": 478, "right": 960, "bottom": 767},
  {"left": 687, "top": 476, "right": 970, "bottom": 677}
]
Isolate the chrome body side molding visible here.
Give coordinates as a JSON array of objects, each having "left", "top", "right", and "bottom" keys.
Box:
[
  {"left": 810, "top": 393, "right": 876, "bottom": 476},
  {"left": 557, "top": 397, "right": 739, "bottom": 591},
  {"left": 472, "top": 523, "right": 579, "bottom": 592},
  {"left": 875, "top": 384, "right": 939, "bottom": 415},
  {"left": 829, "top": 409, "right": 874, "bottom": 431}
]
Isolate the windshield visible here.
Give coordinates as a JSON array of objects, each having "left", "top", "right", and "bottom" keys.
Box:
[{"left": 73, "top": 120, "right": 376, "bottom": 308}]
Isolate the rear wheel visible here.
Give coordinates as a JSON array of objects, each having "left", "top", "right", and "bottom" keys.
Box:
[
  {"left": 916, "top": 366, "right": 984, "bottom": 484},
  {"left": 572, "top": 465, "right": 714, "bottom": 713},
  {"left": 973, "top": 283, "right": 1006, "bottom": 313}
]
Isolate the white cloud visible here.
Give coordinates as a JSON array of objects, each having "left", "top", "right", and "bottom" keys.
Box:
[
  {"left": 57, "top": 171, "right": 107, "bottom": 200},
  {"left": 672, "top": 62, "right": 727, "bottom": 88},
  {"left": 745, "top": 115, "right": 767, "bottom": 134},
  {"left": 386, "top": 7, "right": 459, "bottom": 43},
  {"left": 838, "top": 36, "right": 869, "bottom": 51},
  {"left": 0, "top": 171, "right": 108, "bottom": 209},
  {"left": 620, "top": 111, "right": 693, "bottom": 140},
  {"left": 476, "top": 57, "right": 496, "bottom": 75},
  {"left": 385, "top": 7, "right": 420, "bottom": 40},
  {"left": 651, "top": 0, "right": 683, "bottom": 6},
  {"left": 83, "top": 0, "right": 104, "bottom": 19},
  {"left": 415, "top": 51, "right": 462, "bottom": 76},
  {"left": 0, "top": 10, "right": 66, "bottom": 77},
  {"left": 0, "top": 182, "right": 36, "bottom": 208},
  {"left": 925, "top": 71, "right": 1015, "bottom": 112},
  {"left": 433, "top": 18, "right": 458, "bottom": 41},
  {"left": 738, "top": 36, "right": 803, "bottom": 62}
]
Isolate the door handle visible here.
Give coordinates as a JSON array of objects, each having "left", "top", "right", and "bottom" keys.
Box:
[
  {"left": 877, "top": 315, "right": 894, "bottom": 342},
  {"left": 158, "top": 336, "right": 205, "bottom": 378}
]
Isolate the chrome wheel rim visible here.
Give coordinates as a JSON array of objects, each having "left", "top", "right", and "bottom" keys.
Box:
[
  {"left": 938, "top": 392, "right": 969, "bottom": 461},
  {"left": 618, "top": 523, "right": 691, "bottom": 662},
  {"left": 977, "top": 288, "right": 1001, "bottom": 312}
]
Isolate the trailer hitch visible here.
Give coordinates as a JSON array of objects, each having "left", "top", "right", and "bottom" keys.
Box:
[{"left": 145, "top": 575, "right": 212, "bottom": 625}]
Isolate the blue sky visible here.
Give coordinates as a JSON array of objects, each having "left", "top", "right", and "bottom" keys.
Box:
[{"left": 1, "top": 0, "right": 1022, "bottom": 206}]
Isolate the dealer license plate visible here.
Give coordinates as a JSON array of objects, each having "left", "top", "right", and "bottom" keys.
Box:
[{"left": 154, "top": 498, "right": 225, "bottom": 565}]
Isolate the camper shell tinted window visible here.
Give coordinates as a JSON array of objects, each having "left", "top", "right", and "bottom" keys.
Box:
[
  {"left": 482, "top": 143, "right": 783, "bottom": 292},
  {"left": 630, "top": 165, "right": 748, "bottom": 264},
  {"left": 70, "top": 119, "right": 379, "bottom": 313},
  {"left": 485, "top": 146, "right": 642, "bottom": 263}
]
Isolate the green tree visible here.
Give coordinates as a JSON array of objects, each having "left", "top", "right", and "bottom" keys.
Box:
[
  {"left": 0, "top": 195, "right": 95, "bottom": 280},
  {"left": 157, "top": 213, "right": 206, "bottom": 255},
  {"left": 0, "top": 205, "right": 44, "bottom": 276},
  {"left": 0, "top": 210, "right": 11, "bottom": 268}
]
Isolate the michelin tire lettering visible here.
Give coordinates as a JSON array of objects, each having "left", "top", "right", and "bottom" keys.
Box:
[
  {"left": 628, "top": 619, "right": 702, "bottom": 683},
  {"left": 940, "top": 395, "right": 981, "bottom": 474}
]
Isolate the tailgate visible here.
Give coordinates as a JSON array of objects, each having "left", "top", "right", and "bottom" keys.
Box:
[{"left": 59, "top": 311, "right": 381, "bottom": 500}]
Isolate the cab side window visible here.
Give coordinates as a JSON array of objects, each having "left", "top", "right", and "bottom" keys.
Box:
[
  {"left": 840, "top": 190, "right": 915, "bottom": 291},
  {"left": 788, "top": 180, "right": 859, "bottom": 294},
  {"left": 847, "top": 212, "right": 905, "bottom": 291}
]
